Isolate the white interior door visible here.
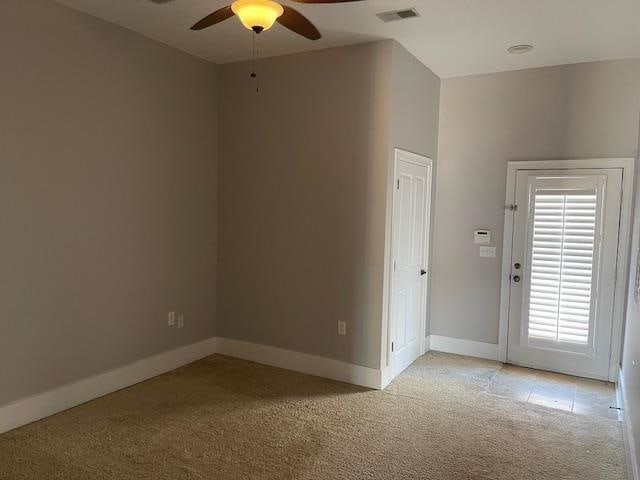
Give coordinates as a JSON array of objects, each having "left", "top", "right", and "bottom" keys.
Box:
[
  {"left": 507, "top": 169, "right": 623, "bottom": 379},
  {"left": 390, "top": 155, "right": 430, "bottom": 378}
]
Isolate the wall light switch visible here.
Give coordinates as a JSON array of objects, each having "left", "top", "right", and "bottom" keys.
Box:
[
  {"left": 177, "top": 314, "right": 185, "bottom": 329},
  {"left": 168, "top": 312, "right": 176, "bottom": 327},
  {"left": 479, "top": 246, "right": 496, "bottom": 258},
  {"left": 337, "top": 321, "right": 346, "bottom": 336}
]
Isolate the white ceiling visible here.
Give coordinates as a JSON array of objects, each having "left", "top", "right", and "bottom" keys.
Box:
[{"left": 56, "top": 0, "right": 640, "bottom": 78}]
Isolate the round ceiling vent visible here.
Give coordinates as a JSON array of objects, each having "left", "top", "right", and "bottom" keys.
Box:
[{"left": 507, "top": 44, "right": 534, "bottom": 54}]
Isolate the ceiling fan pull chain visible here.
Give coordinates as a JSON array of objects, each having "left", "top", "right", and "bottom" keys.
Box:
[{"left": 249, "top": 31, "right": 260, "bottom": 93}]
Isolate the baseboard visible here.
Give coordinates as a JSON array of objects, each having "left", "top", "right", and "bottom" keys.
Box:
[
  {"left": 216, "top": 337, "right": 383, "bottom": 389},
  {"left": 618, "top": 367, "right": 639, "bottom": 480},
  {"left": 379, "top": 365, "right": 393, "bottom": 390},
  {"left": 427, "top": 335, "right": 499, "bottom": 361},
  {"left": 0, "top": 338, "right": 218, "bottom": 434},
  {"left": 0, "top": 334, "right": 502, "bottom": 435},
  {"left": 0, "top": 336, "right": 387, "bottom": 434}
]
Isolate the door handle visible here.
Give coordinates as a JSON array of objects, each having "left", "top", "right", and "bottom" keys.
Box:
[{"left": 421, "top": 269, "right": 427, "bottom": 276}]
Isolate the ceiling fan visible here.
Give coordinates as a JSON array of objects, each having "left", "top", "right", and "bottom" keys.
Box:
[{"left": 191, "top": 0, "right": 362, "bottom": 40}]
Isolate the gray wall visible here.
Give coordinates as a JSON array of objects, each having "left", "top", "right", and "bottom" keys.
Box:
[
  {"left": 217, "top": 41, "right": 393, "bottom": 369},
  {"left": 0, "top": 0, "right": 219, "bottom": 405},
  {"left": 622, "top": 117, "right": 640, "bottom": 476},
  {"left": 432, "top": 59, "right": 640, "bottom": 344},
  {"left": 380, "top": 43, "right": 440, "bottom": 364},
  {"left": 217, "top": 41, "right": 440, "bottom": 370},
  {"left": 389, "top": 42, "right": 441, "bottom": 160}
]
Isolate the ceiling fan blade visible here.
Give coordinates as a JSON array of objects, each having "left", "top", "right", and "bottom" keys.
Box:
[
  {"left": 289, "top": 0, "right": 364, "bottom": 3},
  {"left": 191, "top": 6, "right": 234, "bottom": 30},
  {"left": 277, "top": 6, "right": 321, "bottom": 40}
]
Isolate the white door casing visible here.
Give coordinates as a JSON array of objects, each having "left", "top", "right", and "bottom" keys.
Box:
[{"left": 389, "top": 150, "right": 432, "bottom": 380}]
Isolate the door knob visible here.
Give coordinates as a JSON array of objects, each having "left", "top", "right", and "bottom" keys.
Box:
[
  {"left": 421, "top": 269, "right": 427, "bottom": 276},
  {"left": 513, "top": 275, "right": 521, "bottom": 283}
]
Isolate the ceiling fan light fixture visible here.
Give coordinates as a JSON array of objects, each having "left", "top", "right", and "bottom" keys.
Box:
[{"left": 231, "top": 0, "right": 284, "bottom": 33}]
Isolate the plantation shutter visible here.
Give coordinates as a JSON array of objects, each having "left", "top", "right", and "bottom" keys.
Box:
[{"left": 527, "top": 191, "right": 597, "bottom": 345}]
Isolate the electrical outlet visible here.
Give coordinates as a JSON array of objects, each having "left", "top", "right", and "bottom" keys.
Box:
[
  {"left": 177, "top": 314, "right": 185, "bottom": 329},
  {"left": 168, "top": 311, "right": 176, "bottom": 327},
  {"left": 337, "top": 321, "right": 346, "bottom": 336}
]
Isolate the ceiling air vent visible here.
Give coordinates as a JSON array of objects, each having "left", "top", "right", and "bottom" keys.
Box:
[{"left": 376, "top": 8, "right": 420, "bottom": 23}]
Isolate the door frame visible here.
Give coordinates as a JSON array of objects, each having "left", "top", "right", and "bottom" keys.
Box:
[
  {"left": 498, "top": 158, "right": 635, "bottom": 381},
  {"left": 384, "top": 148, "right": 433, "bottom": 383}
]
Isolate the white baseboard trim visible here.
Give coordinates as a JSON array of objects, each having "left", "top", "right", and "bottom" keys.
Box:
[
  {"left": 427, "top": 335, "right": 499, "bottom": 361},
  {"left": 0, "top": 338, "right": 218, "bottom": 434},
  {"left": 618, "top": 367, "right": 639, "bottom": 480},
  {"left": 379, "top": 366, "right": 393, "bottom": 390},
  {"left": 216, "top": 337, "right": 383, "bottom": 390},
  {"left": 1, "top": 336, "right": 388, "bottom": 434}
]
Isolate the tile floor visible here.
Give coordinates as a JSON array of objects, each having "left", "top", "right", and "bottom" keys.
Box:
[{"left": 486, "top": 363, "right": 620, "bottom": 420}]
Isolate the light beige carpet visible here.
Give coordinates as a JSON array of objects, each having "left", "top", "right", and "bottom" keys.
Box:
[{"left": 0, "top": 352, "right": 627, "bottom": 480}]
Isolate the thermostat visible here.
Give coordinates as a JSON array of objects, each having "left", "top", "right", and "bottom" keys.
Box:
[{"left": 473, "top": 229, "right": 491, "bottom": 245}]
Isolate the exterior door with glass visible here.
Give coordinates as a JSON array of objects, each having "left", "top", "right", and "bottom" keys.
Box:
[{"left": 507, "top": 169, "right": 623, "bottom": 379}]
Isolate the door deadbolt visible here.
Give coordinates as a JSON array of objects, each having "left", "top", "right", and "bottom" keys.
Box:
[{"left": 514, "top": 262, "right": 521, "bottom": 270}]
